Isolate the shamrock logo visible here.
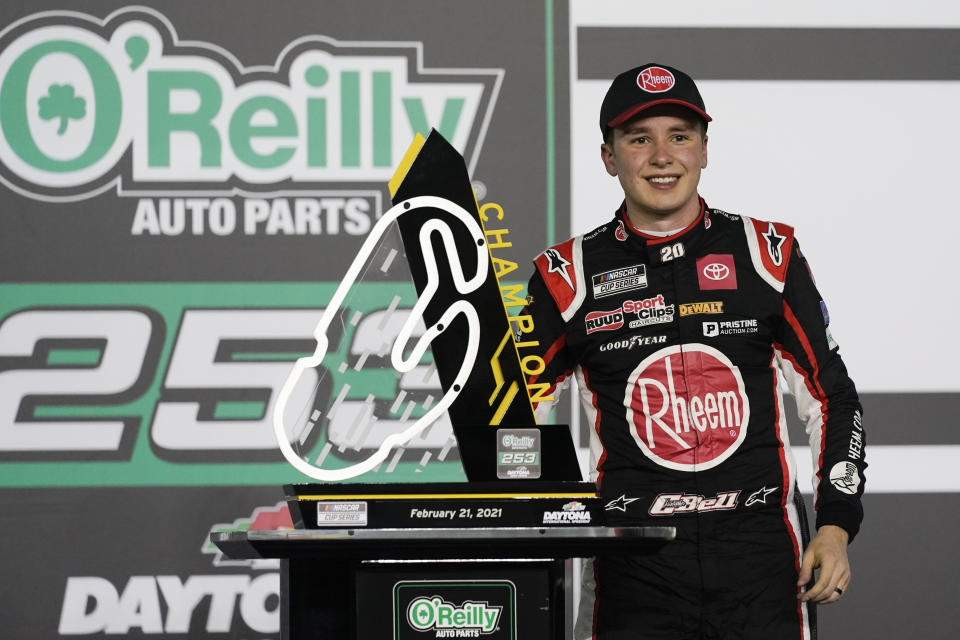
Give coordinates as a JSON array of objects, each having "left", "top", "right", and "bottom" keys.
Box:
[{"left": 38, "top": 84, "right": 87, "bottom": 135}]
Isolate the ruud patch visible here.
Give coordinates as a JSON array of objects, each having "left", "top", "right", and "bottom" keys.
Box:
[
  {"left": 592, "top": 264, "right": 647, "bottom": 298},
  {"left": 585, "top": 308, "right": 624, "bottom": 334}
]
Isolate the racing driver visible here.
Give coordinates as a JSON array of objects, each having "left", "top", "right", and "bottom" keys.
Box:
[{"left": 523, "top": 63, "right": 866, "bottom": 639}]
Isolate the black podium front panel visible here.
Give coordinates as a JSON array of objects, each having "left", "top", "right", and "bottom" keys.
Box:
[{"left": 213, "top": 527, "right": 674, "bottom": 639}]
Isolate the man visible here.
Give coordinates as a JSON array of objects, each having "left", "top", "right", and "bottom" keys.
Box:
[{"left": 524, "top": 63, "right": 866, "bottom": 639}]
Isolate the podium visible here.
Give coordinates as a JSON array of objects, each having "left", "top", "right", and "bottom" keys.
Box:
[
  {"left": 241, "top": 133, "right": 679, "bottom": 638},
  {"left": 212, "top": 483, "right": 675, "bottom": 639}
]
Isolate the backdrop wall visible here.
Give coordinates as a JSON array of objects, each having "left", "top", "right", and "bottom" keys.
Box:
[{"left": 0, "top": 1, "right": 956, "bottom": 638}]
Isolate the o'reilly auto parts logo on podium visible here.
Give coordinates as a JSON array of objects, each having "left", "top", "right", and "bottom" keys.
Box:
[
  {"left": 0, "top": 6, "right": 501, "bottom": 217},
  {"left": 408, "top": 598, "right": 501, "bottom": 635},
  {"left": 395, "top": 581, "right": 515, "bottom": 639}
]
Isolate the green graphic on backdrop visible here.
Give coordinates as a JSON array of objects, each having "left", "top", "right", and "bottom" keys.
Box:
[
  {"left": 38, "top": 83, "right": 87, "bottom": 135},
  {"left": 0, "top": 6, "right": 502, "bottom": 201},
  {"left": 0, "top": 282, "right": 468, "bottom": 487}
]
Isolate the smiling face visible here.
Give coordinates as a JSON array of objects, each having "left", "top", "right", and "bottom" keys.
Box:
[{"left": 601, "top": 105, "right": 708, "bottom": 231}]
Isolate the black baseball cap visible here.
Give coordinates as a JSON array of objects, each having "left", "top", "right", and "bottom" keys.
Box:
[{"left": 599, "top": 63, "right": 711, "bottom": 136}]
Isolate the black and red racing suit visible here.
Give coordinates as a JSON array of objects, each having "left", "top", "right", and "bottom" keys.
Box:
[{"left": 524, "top": 199, "right": 866, "bottom": 639}]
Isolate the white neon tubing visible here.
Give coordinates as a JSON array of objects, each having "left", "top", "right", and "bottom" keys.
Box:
[{"left": 273, "top": 196, "right": 488, "bottom": 481}]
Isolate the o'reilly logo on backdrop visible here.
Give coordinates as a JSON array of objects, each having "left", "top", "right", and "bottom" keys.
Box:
[
  {"left": 395, "top": 581, "right": 515, "bottom": 639},
  {"left": 0, "top": 7, "right": 501, "bottom": 234}
]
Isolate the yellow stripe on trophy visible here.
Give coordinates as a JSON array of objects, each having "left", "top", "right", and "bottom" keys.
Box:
[
  {"left": 490, "top": 381, "right": 520, "bottom": 425},
  {"left": 488, "top": 330, "right": 512, "bottom": 405},
  {"left": 388, "top": 133, "right": 427, "bottom": 197}
]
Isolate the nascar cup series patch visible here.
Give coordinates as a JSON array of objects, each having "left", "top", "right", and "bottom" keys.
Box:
[{"left": 592, "top": 264, "right": 648, "bottom": 299}]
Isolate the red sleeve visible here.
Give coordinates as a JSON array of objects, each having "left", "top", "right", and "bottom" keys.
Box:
[{"left": 520, "top": 269, "right": 575, "bottom": 417}]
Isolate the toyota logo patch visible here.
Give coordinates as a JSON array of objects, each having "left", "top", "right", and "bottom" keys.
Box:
[
  {"left": 696, "top": 254, "right": 737, "bottom": 290},
  {"left": 703, "top": 263, "right": 729, "bottom": 281}
]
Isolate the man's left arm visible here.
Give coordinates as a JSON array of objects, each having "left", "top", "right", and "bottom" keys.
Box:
[{"left": 774, "top": 239, "right": 866, "bottom": 604}]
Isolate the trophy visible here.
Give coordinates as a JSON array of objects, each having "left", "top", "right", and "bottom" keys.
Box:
[{"left": 272, "top": 130, "right": 580, "bottom": 483}]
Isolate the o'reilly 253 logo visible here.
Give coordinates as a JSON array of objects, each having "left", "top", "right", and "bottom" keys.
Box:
[{"left": 0, "top": 7, "right": 502, "bottom": 214}]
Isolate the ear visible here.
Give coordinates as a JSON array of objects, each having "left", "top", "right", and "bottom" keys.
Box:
[
  {"left": 600, "top": 142, "right": 618, "bottom": 177},
  {"left": 701, "top": 135, "right": 708, "bottom": 169}
]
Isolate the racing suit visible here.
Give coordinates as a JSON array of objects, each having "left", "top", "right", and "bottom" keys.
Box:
[{"left": 524, "top": 199, "right": 866, "bottom": 639}]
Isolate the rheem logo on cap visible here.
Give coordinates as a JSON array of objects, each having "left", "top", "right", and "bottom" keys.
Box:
[{"left": 637, "top": 67, "right": 675, "bottom": 93}]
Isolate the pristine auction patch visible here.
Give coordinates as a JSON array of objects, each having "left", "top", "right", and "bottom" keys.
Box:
[
  {"left": 702, "top": 319, "right": 759, "bottom": 337},
  {"left": 592, "top": 264, "right": 648, "bottom": 298}
]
